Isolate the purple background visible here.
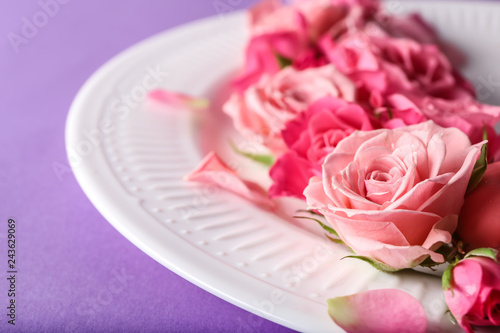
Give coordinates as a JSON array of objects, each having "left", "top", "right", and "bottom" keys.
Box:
[{"left": 0, "top": 0, "right": 296, "bottom": 332}]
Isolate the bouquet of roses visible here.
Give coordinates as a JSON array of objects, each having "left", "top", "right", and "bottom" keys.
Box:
[{"left": 150, "top": 0, "right": 500, "bottom": 331}]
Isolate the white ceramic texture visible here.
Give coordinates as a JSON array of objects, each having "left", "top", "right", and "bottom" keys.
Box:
[{"left": 66, "top": 2, "right": 500, "bottom": 332}]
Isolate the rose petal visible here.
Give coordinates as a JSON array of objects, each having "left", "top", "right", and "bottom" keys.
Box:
[
  {"left": 269, "top": 151, "right": 317, "bottom": 200},
  {"left": 185, "top": 152, "right": 274, "bottom": 209},
  {"left": 445, "top": 259, "right": 484, "bottom": 328},
  {"left": 486, "top": 290, "right": 500, "bottom": 325},
  {"left": 148, "top": 89, "right": 209, "bottom": 110},
  {"left": 327, "top": 289, "right": 427, "bottom": 333}
]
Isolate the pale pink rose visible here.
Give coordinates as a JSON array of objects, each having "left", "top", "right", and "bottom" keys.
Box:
[
  {"left": 185, "top": 152, "right": 274, "bottom": 209},
  {"left": 250, "top": 0, "right": 378, "bottom": 41},
  {"left": 237, "top": 0, "right": 338, "bottom": 92},
  {"left": 319, "top": 32, "right": 389, "bottom": 106},
  {"left": 292, "top": 0, "right": 371, "bottom": 42},
  {"left": 457, "top": 162, "right": 500, "bottom": 253},
  {"left": 249, "top": 0, "right": 306, "bottom": 36},
  {"left": 224, "top": 64, "right": 356, "bottom": 155},
  {"left": 328, "top": 289, "right": 427, "bottom": 333},
  {"left": 269, "top": 97, "right": 373, "bottom": 199},
  {"left": 444, "top": 257, "right": 500, "bottom": 333},
  {"left": 304, "top": 121, "right": 483, "bottom": 270}
]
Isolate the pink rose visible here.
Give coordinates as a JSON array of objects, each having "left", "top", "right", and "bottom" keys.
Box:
[
  {"left": 382, "top": 93, "right": 500, "bottom": 160},
  {"left": 444, "top": 257, "right": 500, "bottom": 333},
  {"left": 232, "top": 32, "right": 308, "bottom": 92},
  {"left": 250, "top": 0, "right": 378, "bottom": 41},
  {"left": 321, "top": 29, "right": 473, "bottom": 100},
  {"left": 224, "top": 64, "right": 356, "bottom": 154},
  {"left": 457, "top": 162, "right": 500, "bottom": 253},
  {"left": 235, "top": 0, "right": 380, "bottom": 91},
  {"left": 374, "top": 12, "right": 467, "bottom": 67},
  {"left": 269, "top": 97, "right": 373, "bottom": 199},
  {"left": 304, "top": 121, "right": 483, "bottom": 270}
]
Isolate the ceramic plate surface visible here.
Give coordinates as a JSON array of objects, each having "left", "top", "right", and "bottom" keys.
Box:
[{"left": 66, "top": 2, "right": 500, "bottom": 332}]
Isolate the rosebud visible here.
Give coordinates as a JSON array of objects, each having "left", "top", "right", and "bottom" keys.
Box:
[
  {"left": 444, "top": 254, "right": 500, "bottom": 333},
  {"left": 457, "top": 162, "right": 500, "bottom": 254}
]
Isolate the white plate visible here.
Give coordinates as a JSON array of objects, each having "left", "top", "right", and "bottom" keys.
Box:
[{"left": 66, "top": 2, "right": 500, "bottom": 332}]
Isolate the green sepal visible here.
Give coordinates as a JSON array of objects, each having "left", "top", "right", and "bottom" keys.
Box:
[
  {"left": 445, "top": 309, "right": 458, "bottom": 325},
  {"left": 466, "top": 128, "right": 488, "bottom": 193},
  {"left": 325, "top": 234, "right": 346, "bottom": 246},
  {"left": 229, "top": 141, "right": 275, "bottom": 167},
  {"left": 296, "top": 209, "right": 323, "bottom": 216},
  {"left": 442, "top": 257, "right": 460, "bottom": 291},
  {"left": 442, "top": 263, "right": 455, "bottom": 291},
  {"left": 293, "top": 215, "right": 339, "bottom": 237},
  {"left": 275, "top": 53, "right": 293, "bottom": 69},
  {"left": 464, "top": 247, "right": 498, "bottom": 261},
  {"left": 342, "top": 255, "right": 401, "bottom": 273}
]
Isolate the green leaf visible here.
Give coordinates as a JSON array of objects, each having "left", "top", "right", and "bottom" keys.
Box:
[
  {"left": 275, "top": 53, "right": 293, "bottom": 69},
  {"left": 229, "top": 141, "right": 275, "bottom": 167},
  {"left": 464, "top": 247, "right": 499, "bottom": 261},
  {"left": 293, "top": 215, "right": 339, "bottom": 237},
  {"left": 467, "top": 128, "right": 488, "bottom": 193},
  {"left": 342, "top": 255, "right": 401, "bottom": 273}
]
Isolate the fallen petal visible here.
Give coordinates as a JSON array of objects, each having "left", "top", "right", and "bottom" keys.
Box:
[
  {"left": 185, "top": 152, "right": 274, "bottom": 209},
  {"left": 327, "top": 289, "right": 427, "bottom": 333},
  {"left": 148, "top": 89, "right": 209, "bottom": 110}
]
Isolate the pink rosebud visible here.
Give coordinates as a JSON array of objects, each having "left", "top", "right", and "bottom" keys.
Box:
[
  {"left": 457, "top": 162, "right": 500, "bottom": 253},
  {"left": 444, "top": 256, "right": 500, "bottom": 332}
]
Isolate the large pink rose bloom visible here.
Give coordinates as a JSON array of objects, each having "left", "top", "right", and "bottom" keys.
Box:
[
  {"left": 445, "top": 257, "right": 500, "bottom": 333},
  {"left": 224, "top": 64, "right": 356, "bottom": 154},
  {"left": 304, "top": 121, "right": 483, "bottom": 270},
  {"left": 269, "top": 97, "right": 373, "bottom": 199}
]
